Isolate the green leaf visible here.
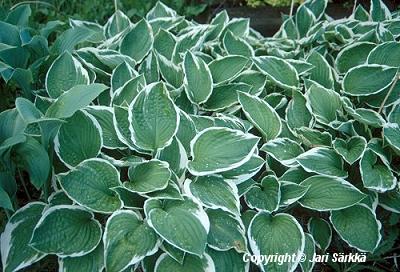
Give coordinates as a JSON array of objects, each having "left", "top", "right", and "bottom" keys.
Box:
[
  {"left": 145, "top": 197, "right": 209, "bottom": 256},
  {"left": 188, "top": 127, "right": 259, "bottom": 175},
  {"left": 30, "top": 205, "right": 102, "bottom": 257},
  {"left": 333, "top": 136, "right": 367, "bottom": 164},
  {"left": 184, "top": 175, "right": 240, "bottom": 215},
  {"left": 156, "top": 137, "right": 188, "bottom": 179},
  {"left": 330, "top": 204, "right": 382, "bottom": 252},
  {"left": 202, "top": 83, "right": 252, "bottom": 111},
  {"left": 207, "top": 248, "right": 247, "bottom": 272},
  {"left": 129, "top": 83, "right": 179, "bottom": 151},
  {"left": 58, "top": 158, "right": 122, "bottom": 213},
  {"left": 378, "top": 190, "right": 400, "bottom": 213},
  {"left": 1, "top": 202, "right": 46, "bottom": 272},
  {"left": 305, "top": 83, "right": 342, "bottom": 125},
  {"left": 85, "top": 106, "right": 125, "bottom": 149},
  {"left": 51, "top": 27, "right": 96, "bottom": 54},
  {"left": 45, "top": 51, "right": 89, "bottom": 98},
  {"left": 367, "top": 41, "right": 400, "bottom": 67},
  {"left": 15, "top": 97, "right": 42, "bottom": 124},
  {"left": 155, "top": 253, "right": 214, "bottom": 272},
  {"left": 286, "top": 90, "right": 313, "bottom": 131},
  {"left": 120, "top": 19, "right": 153, "bottom": 62},
  {"left": 279, "top": 181, "right": 309, "bottom": 206},
  {"left": 104, "top": 210, "right": 159, "bottom": 272},
  {"left": 55, "top": 110, "right": 102, "bottom": 168},
  {"left": 46, "top": 83, "right": 109, "bottom": 119},
  {"left": 296, "top": 147, "right": 347, "bottom": 178},
  {"left": 301, "top": 233, "right": 316, "bottom": 272},
  {"left": 238, "top": 92, "right": 282, "bottom": 141},
  {"left": 208, "top": 55, "right": 248, "bottom": 84},
  {"left": 223, "top": 30, "right": 253, "bottom": 57},
  {"left": 206, "top": 209, "right": 247, "bottom": 252},
  {"left": 299, "top": 175, "right": 366, "bottom": 211},
  {"left": 125, "top": 159, "right": 171, "bottom": 194},
  {"left": 253, "top": 56, "right": 299, "bottom": 90},
  {"left": 183, "top": 51, "right": 213, "bottom": 104},
  {"left": 245, "top": 176, "right": 280, "bottom": 213},
  {"left": 307, "top": 51, "right": 333, "bottom": 89},
  {"left": 342, "top": 65, "right": 397, "bottom": 96},
  {"left": 59, "top": 242, "right": 104, "bottom": 272},
  {"left": 248, "top": 212, "right": 305, "bottom": 272},
  {"left": 360, "top": 149, "right": 396, "bottom": 193},
  {"left": 105, "top": 10, "right": 131, "bottom": 37},
  {"left": 307, "top": 217, "right": 332, "bottom": 251},
  {"left": 220, "top": 154, "right": 264, "bottom": 183},
  {"left": 261, "top": 138, "right": 304, "bottom": 167},
  {"left": 370, "top": 0, "right": 391, "bottom": 22},
  {"left": 335, "top": 42, "right": 375, "bottom": 74},
  {"left": 383, "top": 123, "right": 400, "bottom": 153},
  {"left": 111, "top": 61, "right": 137, "bottom": 93},
  {"left": 14, "top": 136, "right": 50, "bottom": 189}
]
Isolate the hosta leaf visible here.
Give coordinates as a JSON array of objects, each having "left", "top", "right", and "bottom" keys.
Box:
[
  {"left": 153, "top": 29, "right": 176, "bottom": 59},
  {"left": 104, "top": 210, "right": 159, "bottom": 272},
  {"left": 220, "top": 154, "right": 264, "bottom": 183},
  {"left": 367, "top": 42, "right": 400, "bottom": 68},
  {"left": 296, "top": 147, "right": 347, "bottom": 178},
  {"left": 155, "top": 253, "right": 215, "bottom": 272},
  {"left": 305, "top": 83, "right": 342, "bottom": 126},
  {"left": 120, "top": 19, "right": 153, "bottom": 62},
  {"left": 184, "top": 175, "right": 240, "bottom": 215},
  {"left": 188, "top": 127, "right": 259, "bottom": 176},
  {"left": 157, "top": 137, "right": 188, "bottom": 179},
  {"left": 59, "top": 243, "right": 104, "bottom": 272},
  {"left": 85, "top": 106, "right": 125, "bottom": 149},
  {"left": 378, "top": 190, "right": 400, "bottom": 213},
  {"left": 139, "top": 51, "right": 159, "bottom": 84},
  {"left": 55, "top": 110, "right": 102, "bottom": 168},
  {"left": 383, "top": 123, "right": 400, "bottom": 153},
  {"left": 208, "top": 55, "right": 248, "bottom": 84},
  {"left": 299, "top": 175, "right": 366, "bottom": 211},
  {"left": 330, "top": 204, "right": 382, "bottom": 252},
  {"left": 253, "top": 56, "right": 299, "bottom": 90},
  {"left": 14, "top": 136, "right": 50, "bottom": 189},
  {"left": 245, "top": 176, "right": 280, "bottom": 213},
  {"left": 307, "top": 217, "right": 332, "bottom": 252},
  {"left": 145, "top": 196, "right": 209, "bottom": 256},
  {"left": 111, "top": 61, "right": 137, "bottom": 93},
  {"left": 370, "top": 0, "right": 391, "bottom": 22},
  {"left": 301, "top": 233, "right": 316, "bottom": 272},
  {"left": 30, "top": 205, "right": 102, "bottom": 257},
  {"left": 296, "top": 5, "right": 315, "bottom": 38},
  {"left": 261, "top": 138, "right": 304, "bottom": 167},
  {"left": 104, "top": 10, "right": 131, "bottom": 37},
  {"left": 183, "top": 51, "right": 213, "bottom": 104},
  {"left": 223, "top": 30, "right": 253, "bottom": 57},
  {"left": 333, "top": 136, "right": 367, "bottom": 164},
  {"left": 248, "top": 212, "right": 305, "bottom": 272},
  {"left": 202, "top": 83, "right": 252, "bottom": 111},
  {"left": 221, "top": 18, "right": 249, "bottom": 38},
  {"left": 129, "top": 83, "right": 179, "bottom": 151},
  {"left": 335, "top": 42, "right": 375, "bottom": 74},
  {"left": 58, "top": 158, "right": 122, "bottom": 213},
  {"left": 1, "top": 202, "right": 46, "bottom": 272},
  {"left": 45, "top": 51, "right": 89, "bottom": 98},
  {"left": 279, "top": 181, "right": 309, "bottom": 206},
  {"left": 206, "top": 209, "right": 247, "bottom": 252},
  {"left": 342, "top": 65, "right": 397, "bottom": 96},
  {"left": 46, "top": 83, "right": 109, "bottom": 119},
  {"left": 306, "top": 51, "right": 333, "bottom": 89},
  {"left": 125, "top": 159, "right": 171, "bottom": 194},
  {"left": 295, "top": 127, "right": 332, "bottom": 148},
  {"left": 207, "top": 248, "right": 248, "bottom": 272},
  {"left": 238, "top": 92, "right": 282, "bottom": 141},
  {"left": 360, "top": 149, "right": 396, "bottom": 192},
  {"left": 286, "top": 90, "right": 313, "bottom": 131}
]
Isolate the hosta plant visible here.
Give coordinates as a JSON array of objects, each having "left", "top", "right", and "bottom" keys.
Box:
[{"left": 1, "top": 0, "right": 400, "bottom": 271}]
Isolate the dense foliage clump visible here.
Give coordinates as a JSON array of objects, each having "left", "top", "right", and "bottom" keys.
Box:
[{"left": 0, "top": 0, "right": 399, "bottom": 271}]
